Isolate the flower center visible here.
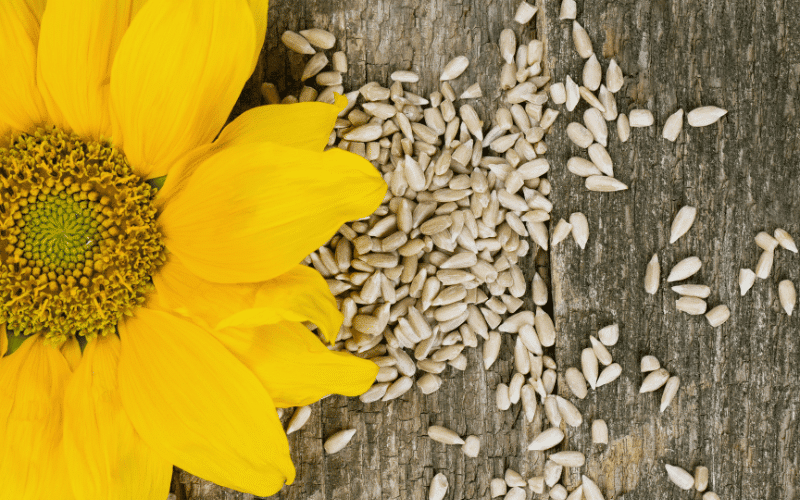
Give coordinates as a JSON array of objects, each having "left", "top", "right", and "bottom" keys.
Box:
[{"left": 0, "top": 127, "right": 166, "bottom": 346}]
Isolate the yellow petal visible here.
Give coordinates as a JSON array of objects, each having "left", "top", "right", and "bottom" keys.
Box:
[
  {"left": 64, "top": 334, "right": 172, "bottom": 500},
  {"left": 59, "top": 336, "right": 82, "bottom": 371},
  {"left": 118, "top": 307, "right": 294, "bottom": 496},
  {"left": 219, "top": 265, "right": 343, "bottom": 342},
  {"left": 247, "top": 0, "right": 269, "bottom": 71},
  {"left": 0, "top": 335, "right": 73, "bottom": 500},
  {"left": 159, "top": 142, "right": 386, "bottom": 284},
  {"left": 214, "top": 95, "right": 347, "bottom": 153},
  {"left": 0, "top": 0, "right": 49, "bottom": 133},
  {"left": 0, "top": 323, "right": 7, "bottom": 357},
  {"left": 213, "top": 322, "right": 379, "bottom": 408},
  {"left": 110, "top": 0, "right": 256, "bottom": 179},
  {"left": 36, "top": 0, "right": 146, "bottom": 139}
]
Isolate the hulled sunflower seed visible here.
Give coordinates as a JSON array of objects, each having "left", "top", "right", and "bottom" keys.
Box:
[
  {"left": 606, "top": 59, "right": 624, "bottom": 93},
  {"left": 671, "top": 284, "right": 711, "bottom": 298},
  {"left": 428, "top": 425, "right": 465, "bottom": 445},
  {"left": 755, "top": 231, "right": 779, "bottom": 251},
  {"left": 667, "top": 256, "right": 702, "bottom": 282},
  {"left": 560, "top": 0, "right": 577, "bottom": 19},
  {"left": 662, "top": 109, "right": 684, "bottom": 141},
  {"left": 514, "top": 1, "right": 538, "bottom": 23},
  {"left": 676, "top": 296, "right": 707, "bottom": 315},
  {"left": 344, "top": 122, "right": 383, "bottom": 142},
  {"left": 581, "top": 475, "right": 605, "bottom": 500},
  {"left": 583, "top": 54, "right": 602, "bottom": 91},
  {"left": 584, "top": 107, "right": 608, "bottom": 146},
  {"left": 556, "top": 396, "right": 583, "bottom": 427},
  {"left": 440, "top": 55, "right": 469, "bottom": 81},
  {"left": 429, "top": 473, "right": 449, "bottom": 500},
  {"left": 281, "top": 30, "right": 316, "bottom": 54},
  {"left": 527, "top": 427, "right": 565, "bottom": 451},
  {"left": 703, "top": 493, "right": 721, "bottom": 500},
  {"left": 581, "top": 347, "right": 599, "bottom": 389},
  {"left": 418, "top": 373, "right": 443, "bottom": 394},
  {"left": 286, "top": 406, "right": 312, "bottom": 434},
  {"left": 550, "top": 82, "right": 567, "bottom": 104},
  {"left": 301, "top": 52, "right": 329, "bottom": 81},
  {"left": 521, "top": 384, "right": 538, "bottom": 422},
  {"left": 641, "top": 355, "right": 660, "bottom": 372},
  {"left": 567, "top": 122, "right": 594, "bottom": 148},
  {"left": 535, "top": 308, "right": 556, "bottom": 346},
  {"left": 617, "top": 113, "right": 631, "bottom": 142},
  {"left": 496, "top": 383, "right": 511, "bottom": 410},
  {"left": 499, "top": 29, "right": 516, "bottom": 64},
  {"left": 644, "top": 253, "right": 661, "bottom": 294},
  {"left": 755, "top": 249, "right": 774, "bottom": 279},
  {"left": 391, "top": 70, "right": 420, "bottom": 83},
  {"left": 579, "top": 86, "right": 606, "bottom": 112},
  {"left": 569, "top": 212, "right": 589, "bottom": 249},
  {"left": 659, "top": 375, "right": 680, "bottom": 412},
  {"left": 567, "top": 157, "right": 602, "bottom": 177},
  {"left": 705, "top": 305, "right": 731, "bottom": 326},
  {"left": 490, "top": 478, "right": 507, "bottom": 498},
  {"left": 665, "top": 464, "right": 695, "bottom": 490},
  {"left": 669, "top": 206, "right": 697, "bottom": 243},
  {"left": 299, "top": 28, "right": 336, "bottom": 49},
  {"left": 687, "top": 106, "right": 727, "bottom": 127},
  {"left": 460, "top": 83, "right": 482, "bottom": 99},
  {"left": 779, "top": 280, "right": 796, "bottom": 316},
  {"left": 564, "top": 368, "right": 589, "bottom": 399},
  {"left": 460, "top": 104, "right": 483, "bottom": 141},
  {"left": 739, "top": 268, "right": 756, "bottom": 295},
  {"left": 592, "top": 419, "right": 608, "bottom": 444},
  {"left": 544, "top": 461, "right": 563, "bottom": 488},
  {"left": 598, "top": 85, "right": 618, "bottom": 121},
  {"left": 596, "top": 363, "right": 622, "bottom": 387},
  {"left": 588, "top": 144, "right": 613, "bottom": 176},
  {"left": 590, "top": 336, "right": 613, "bottom": 365},
  {"left": 332, "top": 51, "right": 348, "bottom": 73},
  {"left": 550, "top": 485, "right": 568, "bottom": 500},
  {"left": 505, "top": 469, "right": 526, "bottom": 488},
  {"left": 551, "top": 219, "right": 573, "bottom": 247},
  {"left": 565, "top": 75, "right": 580, "bottom": 111},
  {"left": 585, "top": 175, "right": 628, "bottom": 192},
  {"left": 695, "top": 466, "right": 709, "bottom": 492},
  {"left": 382, "top": 376, "right": 413, "bottom": 401},
  {"left": 360, "top": 382, "right": 390, "bottom": 403},
  {"left": 629, "top": 109, "right": 654, "bottom": 127},
  {"left": 775, "top": 228, "right": 798, "bottom": 252},
  {"left": 540, "top": 108, "right": 560, "bottom": 129},
  {"left": 462, "top": 435, "right": 481, "bottom": 457},
  {"left": 505, "top": 487, "right": 526, "bottom": 500},
  {"left": 550, "top": 451, "right": 585, "bottom": 468},
  {"left": 483, "top": 330, "right": 502, "bottom": 369},
  {"left": 572, "top": 21, "right": 593, "bottom": 58},
  {"left": 598, "top": 323, "right": 619, "bottom": 346},
  {"left": 324, "top": 428, "right": 357, "bottom": 454},
  {"left": 640, "top": 367, "right": 670, "bottom": 393}
]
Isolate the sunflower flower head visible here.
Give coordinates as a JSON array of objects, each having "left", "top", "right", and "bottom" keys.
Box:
[{"left": 0, "top": 1, "right": 386, "bottom": 498}]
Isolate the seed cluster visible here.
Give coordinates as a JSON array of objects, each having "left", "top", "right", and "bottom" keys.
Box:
[{"left": 0, "top": 127, "right": 165, "bottom": 345}]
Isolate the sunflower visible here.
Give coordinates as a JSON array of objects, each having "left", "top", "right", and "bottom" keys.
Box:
[{"left": 0, "top": 0, "right": 386, "bottom": 498}]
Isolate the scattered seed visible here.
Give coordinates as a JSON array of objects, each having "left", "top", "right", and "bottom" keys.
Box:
[
  {"left": 332, "top": 51, "right": 348, "bottom": 73},
  {"left": 565, "top": 76, "right": 580, "bottom": 111},
  {"left": 584, "top": 107, "right": 608, "bottom": 146},
  {"left": 598, "top": 324, "right": 619, "bottom": 346},
  {"left": 299, "top": 28, "right": 336, "bottom": 49},
  {"left": 695, "top": 466, "right": 709, "bottom": 492},
  {"left": 665, "top": 464, "right": 695, "bottom": 490},
  {"left": 662, "top": 109, "right": 684, "bottom": 141},
  {"left": 775, "top": 228, "right": 798, "bottom": 253},
  {"left": 659, "top": 376, "right": 680, "bottom": 412},
  {"left": 569, "top": 212, "right": 589, "bottom": 249},
  {"left": 382, "top": 376, "right": 413, "bottom": 401},
  {"left": 499, "top": 29, "right": 516, "bottom": 64},
  {"left": 588, "top": 143, "right": 613, "bottom": 176},
  {"left": 418, "top": 373, "right": 443, "bottom": 394},
  {"left": 606, "top": 59, "right": 624, "bottom": 93},
  {"left": 669, "top": 206, "right": 697, "bottom": 243},
  {"left": 703, "top": 493, "right": 721, "bottom": 500},
  {"left": 755, "top": 249, "right": 774, "bottom": 279},
  {"left": 567, "top": 122, "right": 594, "bottom": 148},
  {"left": 324, "top": 428, "right": 357, "bottom": 454},
  {"left": 550, "top": 484, "right": 568, "bottom": 500},
  {"left": 617, "top": 113, "right": 631, "bottom": 142},
  {"left": 628, "top": 109, "right": 654, "bottom": 127},
  {"left": 286, "top": 406, "right": 312, "bottom": 434},
  {"left": 687, "top": 106, "right": 727, "bottom": 127},
  {"left": 640, "top": 368, "right": 670, "bottom": 393},
  {"left": 496, "top": 383, "right": 511, "bottom": 410},
  {"left": 549, "top": 451, "right": 586, "bottom": 468},
  {"left": 667, "top": 256, "right": 702, "bottom": 282},
  {"left": 671, "top": 284, "right": 711, "bottom": 298},
  {"left": 592, "top": 419, "right": 608, "bottom": 444},
  {"left": 359, "top": 382, "right": 390, "bottom": 403},
  {"left": 641, "top": 355, "right": 660, "bottom": 372},
  {"left": 598, "top": 85, "right": 618, "bottom": 121},
  {"left": 739, "top": 268, "right": 756, "bottom": 295},
  {"left": 391, "top": 70, "right": 420, "bottom": 83},
  {"left": 566, "top": 485, "right": 583, "bottom": 500},
  {"left": 551, "top": 219, "right": 573, "bottom": 247},
  {"left": 585, "top": 175, "right": 628, "bottom": 192},
  {"left": 490, "top": 478, "right": 507, "bottom": 498},
  {"left": 462, "top": 435, "right": 480, "bottom": 457},
  {"left": 567, "top": 157, "right": 602, "bottom": 177},
  {"left": 596, "top": 363, "right": 622, "bottom": 387},
  {"left": 528, "top": 476, "right": 545, "bottom": 494},
  {"left": 428, "top": 425, "right": 465, "bottom": 445},
  {"left": 559, "top": 0, "right": 577, "bottom": 19},
  {"left": 556, "top": 396, "right": 583, "bottom": 427},
  {"left": 550, "top": 82, "right": 567, "bottom": 104},
  {"left": 460, "top": 83, "right": 482, "bottom": 99},
  {"left": 301, "top": 52, "right": 329, "bottom": 81},
  {"left": 676, "top": 296, "right": 707, "bottom": 315},
  {"left": 440, "top": 55, "right": 470, "bottom": 81},
  {"left": 581, "top": 475, "right": 605, "bottom": 500},
  {"left": 505, "top": 468, "right": 527, "bottom": 488},
  {"left": 281, "top": 30, "right": 316, "bottom": 54},
  {"left": 583, "top": 54, "right": 602, "bottom": 91},
  {"left": 590, "top": 336, "right": 612, "bottom": 365},
  {"left": 755, "top": 231, "right": 779, "bottom": 251},
  {"left": 505, "top": 487, "right": 526, "bottom": 500},
  {"left": 572, "top": 21, "right": 593, "bottom": 58},
  {"left": 527, "top": 427, "right": 565, "bottom": 451},
  {"left": 579, "top": 86, "right": 606, "bottom": 112},
  {"left": 514, "top": 1, "right": 538, "bottom": 23},
  {"left": 581, "top": 347, "right": 599, "bottom": 389},
  {"left": 779, "top": 280, "right": 796, "bottom": 316},
  {"left": 705, "top": 305, "right": 730, "bottom": 327}
]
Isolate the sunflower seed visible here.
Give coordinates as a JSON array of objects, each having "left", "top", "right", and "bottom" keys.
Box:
[
  {"left": 581, "top": 475, "right": 605, "bottom": 500},
  {"left": 584, "top": 107, "right": 608, "bottom": 146},
  {"left": 560, "top": 0, "right": 577, "bottom": 19},
  {"left": 556, "top": 396, "right": 583, "bottom": 427},
  {"left": 418, "top": 373, "right": 443, "bottom": 394},
  {"left": 324, "top": 428, "right": 357, "bottom": 454},
  {"left": 617, "top": 113, "right": 631, "bottom": 142},
  {"left": 670, "top": 206, "right": 697, "bottom": 243},
  {"left": 359, "top": 382, "right": 389, "bottom": 403},
  {"left": 671, "top": 284, "right": 711, "bottom": 298},
  {"left": 460, "top": 104, "right": 483, "bottom": 141},
  {"left": 592, "top": 419, "right": 608, "bottom": 444},
  {"left": 460, "top": 435, "right": 480, "bottom": 458},
  {"left": 579, "top": 86, "right": 606, "bottom": 112},
  {"left": 640, "top": 367, "right": 670, "bottom": 393},
  {"left": 695, "top": 466, "right": 709, "bottom": 492},
  {"left": 705, "top": 305, "right": 730, "bottom": 326},
  {"left": 505, "top": 487, "right": 526, "bottom": 500},
  {"left": 641, "top": 355, "right": 660, "bottom": 372},
  {"left": 483, "top": 330, "right": 502, "bottom": 369},
  {"left": 737, "top": 268, "right": 756, "bottom": 296},
  {"left": 562, "top": 367, "right": 587, "bottom": 400},
  {"left": 629, "top": 109, "right": 654, "bottom": 127},
  {"left": 424, "top": 472, "right": 448, "bottom": 500},
  {"left": 521, "top": 384, "right": 538, "bottom": 422},
  {"left": 565, "top": 75, "right": 580, "bottom": 111},
  {"left": 598, "top": 85, "right": 618, "bottom": 121},
  {"left": 703, "top": 493, "right": 721, "bottom": 500},
  {"left": 549, "top": 451, "right": 585, "bottom": 468},
  {"left": 299, "top": 28, "right": 336, "bottom": 49},
  {"left": 658, "top": 375, "right": 681, "bottom": 412},
  {"left": 499, "top": 29, "right": 516, "bottom": 64},
  {"left": 588, "top": 144, "right": 613, "bottom": 176},
  {"left": 490, "top": 478, "right": 508, "bottom": 498},
  {"left": 662, "top": 109, "right": 684, "bottom": 141},
  {"left": 540, "top": 108, "right": 560, "bottom": 130},
  {"left": 550, "top": 82, "right": 567, "bottom": 104},
  {"left": 581, "top": 347, "right": 599, "bottom": 389},
  {"left": 665, "top": 464, "right": 695, "bottom": 490},
  {"left": 331, "top": 51, "right": 348, "bottom": 73},
  {"left": 535, "top": 308, "right": 556, "bottom": 346},
  {"left": 260, "top": 82, "right": 279, "bottom": 104},
  {"left": 585, "top": 175, "right": 628, "bottom": 192},
  {"left": 281, "top": 30, "right": 316, "bottom": 54},
  {"left": 606, "top": 59, "right": 624, "bottom": 93},
  {"left": 572, "top": 21, "right": 593, "bottom": 58},
  {"left": 286, "top": 406, "right": 312, "bottom": 434},
  {"left": 460, "top": 83, "right": 482, "bottom": 99},
  {"left": 343, "top": 123, "right": 383, "bottom": 142},
  {"left": 566, "top": 486, "right": 583, "bottom": 500},
  {"left": 755, "top": 249, "right": 774, "bottom": 279},
  {"left": 504, "top": 469, "right": 526, "bottom": 488},
  {"left": 567, "top": 122, "right": 594, "bottom": 148},
  {"left": 596, "top": 363, "right": 622, "bottom": 387},
  {"left": 439, "top": 55, "right": 469, "bottom": 81},
  {"left": 597, "top": 323, "right": 619, "bottom": 346},
  {"left": 687, "top": 106, "right": 727, "bottom": 127},
  {"left": 779, "top": 280, "right": 796, "bottom": 316},
  {"left": 569, "top": 212, "right": 589, "bottom": 249},
  {"left": 590, "top": 336, "right": 613, "bottom": 365},
  {"left": 567, "top": 157, "right": 601, "bottom": 177},
  {"left": 382, "top": 376, "right": 413, "bottom": 401},
  {"left": 755, "top": 231, "right": 779, "bottom": 251},
  {"left": 667, "top": 256, "right": 702, "bottom": 282},
  {"left": 391, "top": 70, "right": 420, "bottom": 83},
  {"left": 676, "top": 296, "right": 707, "bottom": 315},
  {"left": 514, "top": 1, "right": 538, "bottom": 23},
  {"left": 550, "top": 484, "right": 568, "bottom": 500},
  {"left": 496, "top": 383, "right": 511, "bottom": 410},
  {"left": 428, "top": 425, "right": 465, "bottom": 445},
  {"left": 775, "top": 228, "right": 798, "bottom": 252},
  {"left": 528, "top": 477, "right": 545, "bottom": 495},
  {"left": 527, "top": 427, "right": 565, "bottom": 451},
  {"left": 301, "top": 53, "right": 329, "bottom": 81},
  {"left": 583, "top": 54, "right": 602, "bottom": 91}
]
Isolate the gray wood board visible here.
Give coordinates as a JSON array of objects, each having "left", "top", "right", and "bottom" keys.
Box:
[{"left": 173, "top": 0, "right": 800, "bottom": 498}]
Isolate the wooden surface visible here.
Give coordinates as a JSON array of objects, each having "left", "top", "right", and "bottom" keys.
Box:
[{"left": 172, "top": 0, "right": 800, "bottom": 498}]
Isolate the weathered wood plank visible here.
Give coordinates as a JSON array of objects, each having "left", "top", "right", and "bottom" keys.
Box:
[{"left": 173, "top": 0, "right": 800, "bottom": 498}]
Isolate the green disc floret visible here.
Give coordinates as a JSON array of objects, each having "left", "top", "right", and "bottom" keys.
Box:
[{"left": 0, "top": 127, "right": 166, "bottom": 346}]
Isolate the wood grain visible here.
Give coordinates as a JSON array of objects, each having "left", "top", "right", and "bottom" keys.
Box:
[{"left": 172, "top": 0, "right": 800, "bottom": 498}]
